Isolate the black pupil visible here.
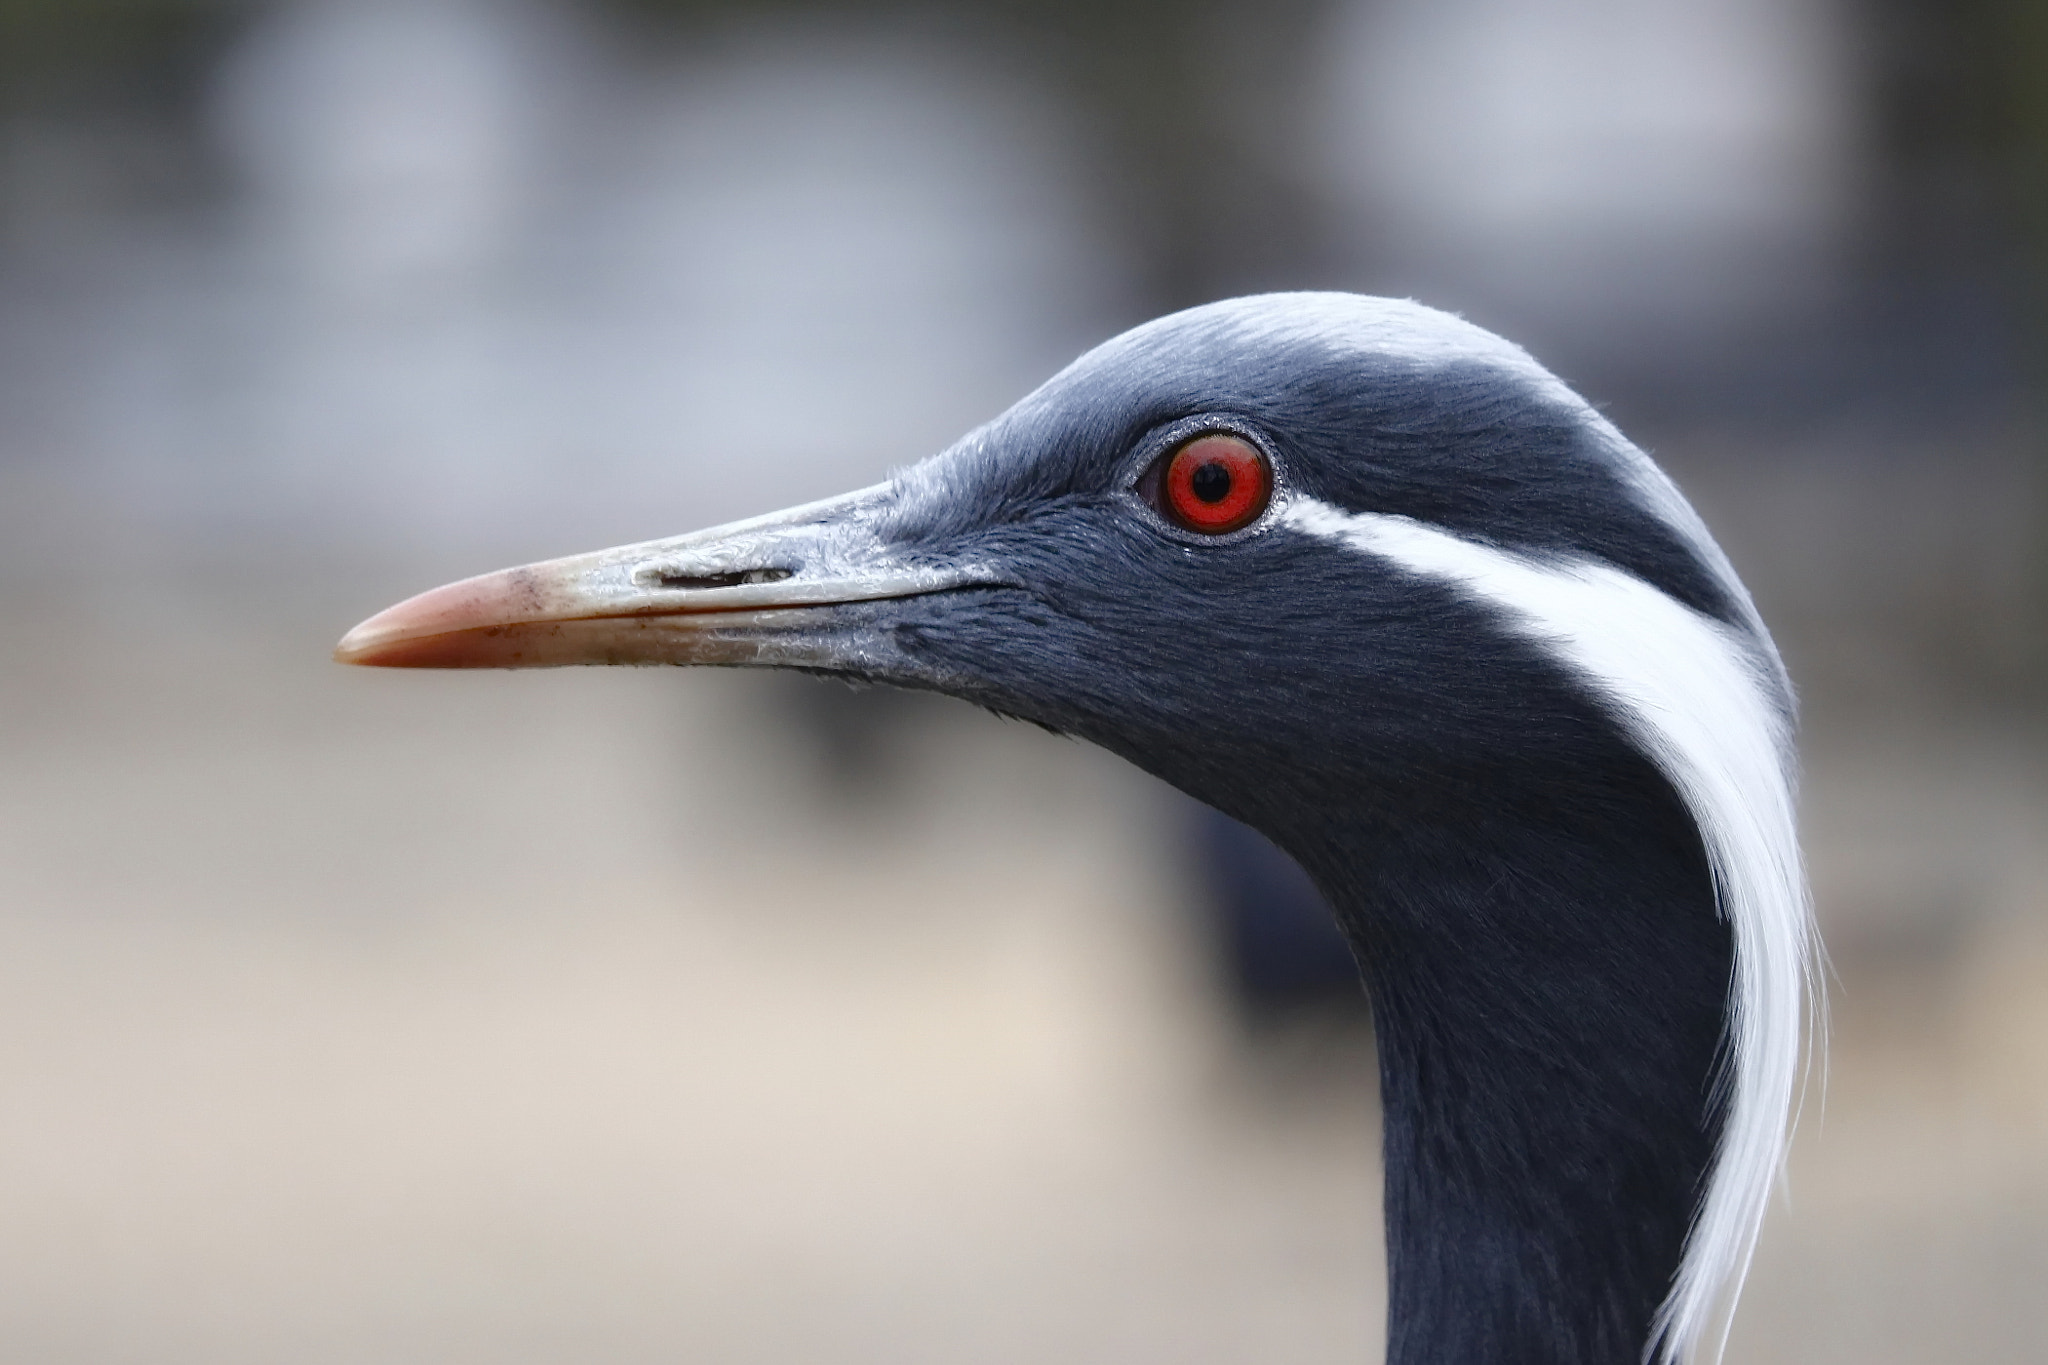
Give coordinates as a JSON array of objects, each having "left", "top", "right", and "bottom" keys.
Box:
[{"left": 1189, "top": 461, "right": 1232, "bottom": 504}]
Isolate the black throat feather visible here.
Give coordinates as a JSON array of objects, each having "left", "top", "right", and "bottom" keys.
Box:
[
  {"left": 891, "top": 564, "right": 1735, "bottom": 1365},
  {"left": 1309, "top": 747, "right": 1731, "bottom": 1365}
]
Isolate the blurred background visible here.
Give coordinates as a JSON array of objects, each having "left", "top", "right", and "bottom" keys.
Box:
[{"left": 1, "top": 0, "right": 2044, "bottom": 1360}]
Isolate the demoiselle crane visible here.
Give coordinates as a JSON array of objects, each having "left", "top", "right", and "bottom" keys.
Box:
[{"left": 337, "top": 293, "right": 1816, "bottom": 1365}]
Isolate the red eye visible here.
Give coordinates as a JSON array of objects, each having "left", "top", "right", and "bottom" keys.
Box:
[{"left": 1157, "top": 433, "right": 1271, "bottom": 534}]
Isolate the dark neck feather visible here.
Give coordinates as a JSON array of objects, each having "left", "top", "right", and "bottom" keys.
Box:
[{"left": 1300, "top": 754, "right": 1732, "bottom": 1365}]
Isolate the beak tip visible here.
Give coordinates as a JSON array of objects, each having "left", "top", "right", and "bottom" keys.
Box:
[
  {"left": 333, "top": 619, "right": 396, "bottom": 667},
  {"left": 332, "top": 575, "right": 519, "bottom": 668}
]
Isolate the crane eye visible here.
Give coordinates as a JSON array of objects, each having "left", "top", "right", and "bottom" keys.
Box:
[{"left": 1146, "top": 433, "right": 1271, "bottom": 535}]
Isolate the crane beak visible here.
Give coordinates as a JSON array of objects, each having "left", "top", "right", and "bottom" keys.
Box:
[{"left": 334, "top": 485, "right": 987, "bottom": 670}]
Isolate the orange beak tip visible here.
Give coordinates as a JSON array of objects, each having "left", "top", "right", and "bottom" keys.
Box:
[{"left": 332, "top": 569, "right": 548, "bottom": 668}]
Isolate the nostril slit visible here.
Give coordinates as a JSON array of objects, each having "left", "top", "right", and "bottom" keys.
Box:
[{"left": 641, "top": 566, "right": 794, "bottom": 591}]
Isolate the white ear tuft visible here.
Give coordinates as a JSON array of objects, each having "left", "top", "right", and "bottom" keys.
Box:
[{"left": 1283, "top": 497, "right": 1816, "bottom": 1365}]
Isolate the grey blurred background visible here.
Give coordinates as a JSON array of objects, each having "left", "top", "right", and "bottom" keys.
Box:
[{"left": 1, "top": 0, "right": 2044, "bottom": 1361}]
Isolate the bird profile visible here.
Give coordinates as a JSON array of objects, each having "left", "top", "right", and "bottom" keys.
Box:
[{"left": 337, "top": 293, "right": 1817, "bottom": 1365}]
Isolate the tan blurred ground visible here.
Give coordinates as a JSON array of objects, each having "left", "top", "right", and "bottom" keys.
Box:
[
  {"left": 0, "top": 504, "right": 2043, "bottom": 1363},
  {"left": 0, "top": 553, "right": 1386, "bottom": 1365}
]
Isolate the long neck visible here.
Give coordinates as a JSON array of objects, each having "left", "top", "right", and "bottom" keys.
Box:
[{"left": 1304, "top": 763, "right": 1733, "bottom": 1365}]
